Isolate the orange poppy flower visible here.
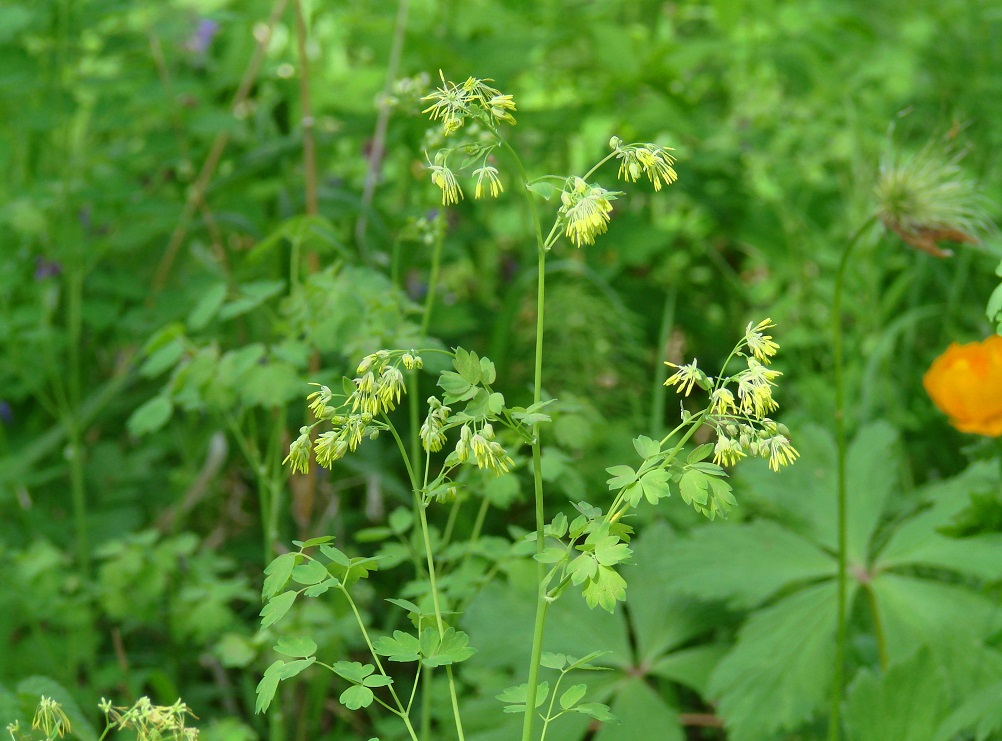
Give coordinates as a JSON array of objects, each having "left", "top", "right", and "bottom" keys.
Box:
[{"left": 923, "top": 335, "right": 1002, "bottom": 436}]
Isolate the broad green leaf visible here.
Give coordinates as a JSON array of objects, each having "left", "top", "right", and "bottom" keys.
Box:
[
  {"left": 708, "top": 582, "right": 839, "bottom": 741},
  {"left": 660, "top": 520, "right": 834, "bottom": 608},
  {"left": 650, "top": 644, "right": 729, "bottom": 697},
  {"left": 534, "top": 547, "right": 566, "bottom": 564},
  {"left": 877, "top": 530, "right": 1002, "bottom": 581},
  {"left": 423, "top": 627, "right": 477, "bottom": 666},
  {"left": 527, "top": 181, "right": 557, "bottom": 199},
  {"left": 869, "top": 574, "right": 1002, "bottom": 662},
  {"left": 127, "top": 395, "right": 174, "bottom": 436},
  {"left": 845, "top": 649, "right": 950, "bottom": 741},
  {"left": 540, "top": 652, "right": 567, "bottom": 670},
  {"left": 388, "top": 507, "right": 413, "bottom": 534},
  {"left": 568, "top": 553, "right": 598, "bottom": 584},
  {"left": 241, "top": 361, "right": 303, "bottom": 409},
  {"left": 934, "top": 680, "right": 1002, "bottom": 741},
  {"left": 488, "top": 391, "right": 505, "bottom": 415},
  {"left": 259, "top": 591, "right": 297, "bottom": 628},
  {"left": 362, "top": 675, "right": 393, "bottom": 688},
  {"left": 320, "top": 544, "right": 350, "bottom": 566},
  {"left": 595, "top": 678, "right": 677, "bottom": 741},
  {"left": 496, "top": 681, "right": 549, "bottom": 709},
  {"left": 291, "top": 559, "right": 329, "bottom": 585},
  {"left": 339, "top": 685, "right": 374, "bottom": 710},
  {"left": 274, "top": 636, "right": 317, "bottom": 659}
]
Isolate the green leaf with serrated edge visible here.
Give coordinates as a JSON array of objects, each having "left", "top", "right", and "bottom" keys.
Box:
[
  {"left": 868, "top": 574, "right": 1002, "bottom": 662},
  {"left": 660, "top": 520, "right": 833, "bottom": 609},
  {"left": 362, "top": 674, "right": 394, "bottom": 688},
  {"left": 260, "top": 591, "right": 297, "bottom": 628},
  {"left": 255, "top": 660, "right": 285, "bottom": 713},
  {"left": 453, "top": 347, "right": 482, "bottom": 384},
  {"left": 488, "top": 391, "right": 505, "bottom": 415},
  {"left": 333, "top": 661, "right": 374, "bottom": 683},
  {"left": 687, "top": 442, "right": 715, "bottom": 464},
  {"left": 639, "top": 468, "right": 671, "bottom": 504},
  {"left": 388, "top": 507, "right": 413, "bottom": 534},
  {"left": 540, "top": 652, "right": 567, "bottom": 670},
  {"left": 339, "top": 685, "right": 374, "bottom": 711},
  {"left": 935, "top": 680, "right": 1002, "bottom": 741},
  {"left": 708, "top": 582, "right": 838, "bottom": 740},
  {"left": 632, "top": 435, "right": 661, "bottom": 459},
  {"left": 534, "top": 547, "right": 566, "bottom": 564},
  {"left": 304, "top": 577, "right": 338, "bottom": 597},
  {"left": 569, "top": 515, "right": 589, "bottom": 539},
  {"left": 279, "top": 657, "right": 315, "bottom": 679},
  {"left": 291, "top": 559, "right": 329, "bottom": 585},
  {"left": 592, "top": 535, "right": 631, "bottom": 567},
  {"left": 292, "top": 535, "right": 335, "bottom": 548},
  {"left": 606, "top": 465, "right": 638, "bottom": 490},
  {"left": 373, "top": 631, "right": 422, "bottom": 662},
  {"left": 386, "top": 597, "right": 422, "bottom": 614},
  {"left": 738, "top": 422, "right": 898, "bottom": 562},
  {"left": 582, "top": 565, "right": 627, "bottom": 612},
  {"left": 319, "top": 544, "right": 350, "bottom": 566},
  {"left": 480, "top": 357, "right": 497, "bottom": 384},
  {"left": 560, "top": 684, "right": 588, "bottom": 710},
  {"left": 845, "top": 648, "right": 950, "bottom": 741},
  {"left": 438, "top": 370, "right": 473, "bottom": 397},
  {"left": 274, "top": 636, "right": 317, "bottom": 658},
  {"left": 679, "top": 469, "right": 709, "bottom": 506}
]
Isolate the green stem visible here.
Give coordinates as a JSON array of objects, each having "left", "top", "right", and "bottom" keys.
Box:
[
  {"left": 420, "top": 214, "right": 445, "bottom": 339},
  {"left": 828, "top": 214, "right": 878, "bottom": 741},
  {"left": 649, "top": 286, "right": 677, "bottom": 437}
]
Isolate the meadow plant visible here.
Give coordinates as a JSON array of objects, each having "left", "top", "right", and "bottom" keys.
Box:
[{"left": 256, "top": 73, "right": 796, "bottom": 740}]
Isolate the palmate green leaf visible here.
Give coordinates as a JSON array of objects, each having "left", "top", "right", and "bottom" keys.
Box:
[
  {"left": 708, "top": 582, "right": 840, "bottom": 741},
  {"left": 845, "top": 648, "right": 950, "bottom": 741},
  {"left": 437, "top": 370, "right": 474, "bottom": 399},
  {"left": 332, "top": 661, "right": 374, "bottom": 684},
  {"left": 737, "top": 422, "right": 898, "bottom": 561},
  {"left": 595, "top": 679, "right": 676, "bottom": 741},
  {"left": 422, "top": 627, "right": 477, "bottom": 667},
  {"left": 935, "top": 681, "right": 1002, "bottom": 741},
  {"left": 678, "top": 469, "right": 708, "bottom": 506},
  {"left": 868, "top": 574, "right": 1002, "bottom": 662},
  {"left": 496, "top": 681, "right": 549, "bottom": 711},
  {"left": 660, "top": 520, "right": 834, "bottom": 609}
]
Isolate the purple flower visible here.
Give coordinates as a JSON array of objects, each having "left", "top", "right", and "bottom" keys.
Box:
[
  {"left": 0, "top": 401, "right": 12, "bottom": 425},
  {"left": 34, "top": 256, "right": 62, "bottom": 280},
  {"left": 187, "top": 19, "right": 219, "bottom": 55}
]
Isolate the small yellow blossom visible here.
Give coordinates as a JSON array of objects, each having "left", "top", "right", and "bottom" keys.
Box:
[
  {"left": 559, "top": 177, "right": 617, "bottom": 248},
  {"left": 744, "top": 318, "right": 780, "bottom": 363},
  {"left": 473, "top": 165, "right": 504, "bottom": 198},
  {"left": 664, "top": 360, "right": 705, "bottom": 397}
]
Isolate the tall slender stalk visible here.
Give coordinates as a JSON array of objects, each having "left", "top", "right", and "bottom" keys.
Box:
[{"left": 828, "top": 214, "right": 878, "bottom": 741}]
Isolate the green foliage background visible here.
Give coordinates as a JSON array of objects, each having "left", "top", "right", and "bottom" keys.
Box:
[{"left": 1, "top": 0, "right": 1000, "bottom": 739}]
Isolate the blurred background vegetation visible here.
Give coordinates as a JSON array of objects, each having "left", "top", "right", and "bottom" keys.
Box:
[{"left": 1, "top": 0, "right": 1000, "bottom": 739}]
